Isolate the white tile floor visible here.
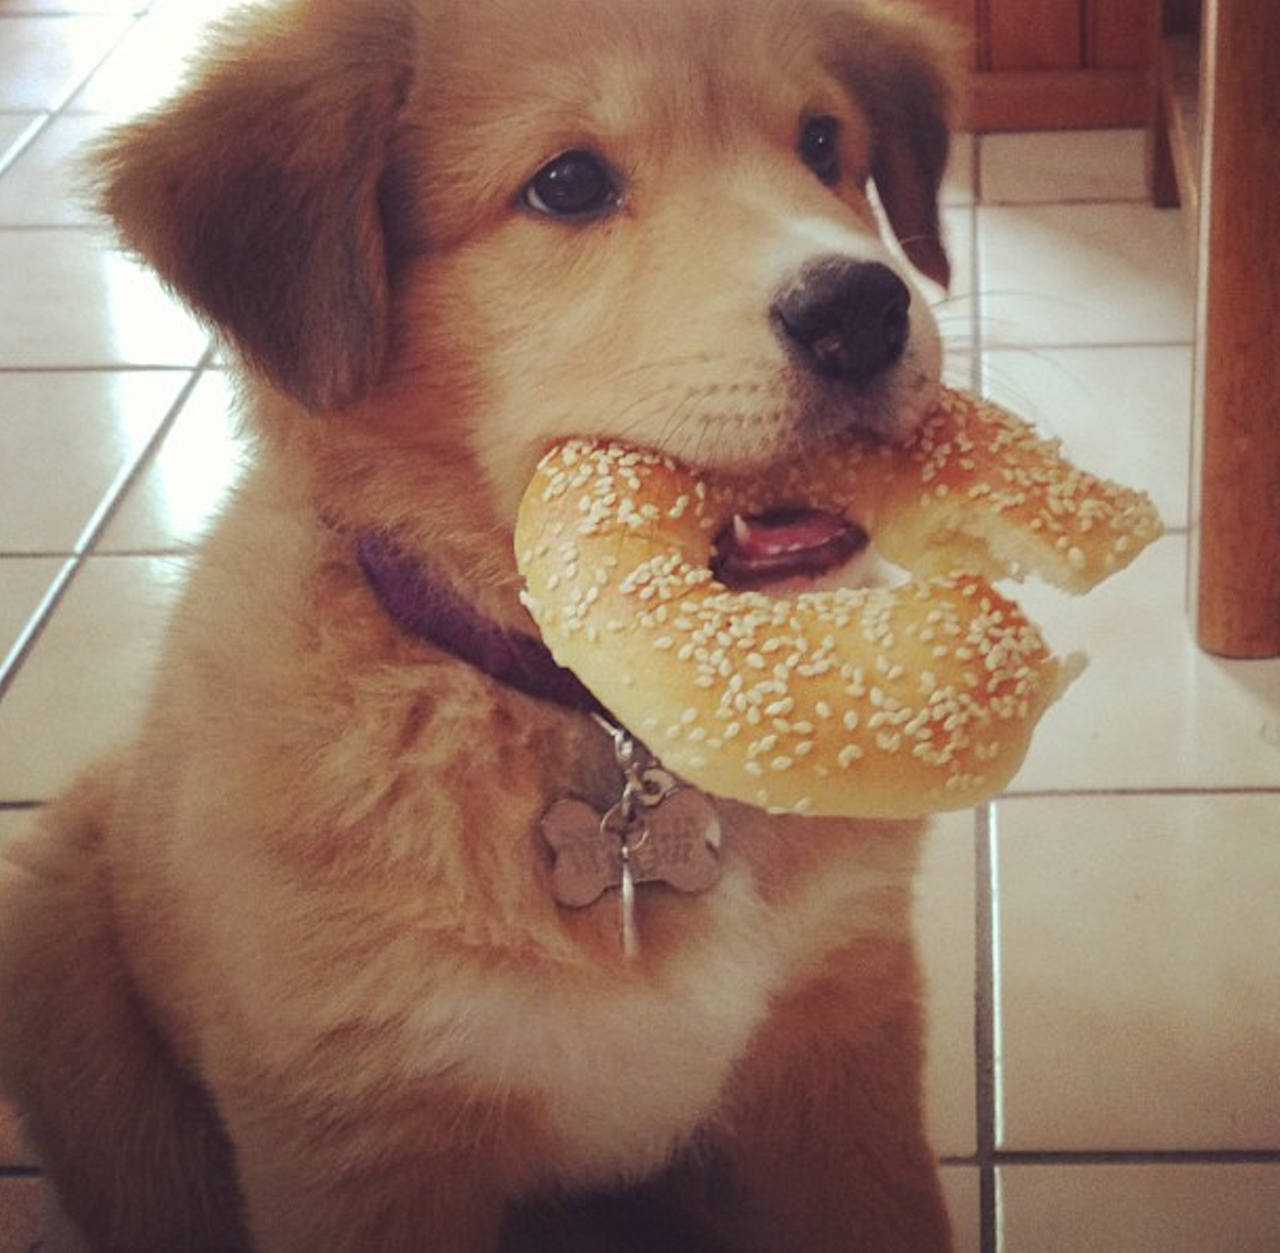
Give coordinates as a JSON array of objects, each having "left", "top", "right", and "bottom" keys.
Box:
[{"left": 2, "top": 5, "right": 1279, "bottom": 1251}]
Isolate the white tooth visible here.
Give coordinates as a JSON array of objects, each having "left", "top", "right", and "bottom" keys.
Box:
[{"left": 733, "top": 514, "right": 752, "bottom": 544}]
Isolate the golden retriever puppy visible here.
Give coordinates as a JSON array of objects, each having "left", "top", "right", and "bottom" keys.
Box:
[{"left": 0, "top": 0, "right": 960, "bottom": 1248}]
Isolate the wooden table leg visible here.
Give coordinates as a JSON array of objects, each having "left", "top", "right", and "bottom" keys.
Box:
[{"left": 1190, "top": 0, "right": 1280, "bottom": 657}]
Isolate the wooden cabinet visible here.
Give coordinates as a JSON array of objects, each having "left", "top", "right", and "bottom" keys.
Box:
[
  {"left": 988, "top": 0, "right": 1082, "bottom": 70},
  {"left": 917, "top": 0, "right": 1154, "bottom": 130}
]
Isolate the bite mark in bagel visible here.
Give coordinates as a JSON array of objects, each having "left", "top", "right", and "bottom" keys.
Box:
[{"left": 515, "top": 387, "right": 1162, "bottom": 818}]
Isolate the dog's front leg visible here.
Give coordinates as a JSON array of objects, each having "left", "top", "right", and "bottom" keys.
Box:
[
  {"left": 223, "top": 1080, "right": 537, "bottom": 1253},
  {"left": 712, "top": 934, "right": 952, "bottom": 1253}
]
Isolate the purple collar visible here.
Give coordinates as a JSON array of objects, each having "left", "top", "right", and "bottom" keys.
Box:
[{"left": 357, "top": 534, "right": 608, "bottom": 717}]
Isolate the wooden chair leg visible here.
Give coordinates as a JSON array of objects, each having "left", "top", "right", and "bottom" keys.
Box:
[{"left": 1191, "top": 0, "right": 1280, "bottom": 657}]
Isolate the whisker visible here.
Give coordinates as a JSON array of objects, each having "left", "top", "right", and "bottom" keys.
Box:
[{"left": 598, "top": 379, "right": 699, "bottom": 444}]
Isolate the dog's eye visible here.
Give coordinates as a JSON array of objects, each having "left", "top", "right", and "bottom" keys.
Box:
[
  {"left": 523, "top": 150, "right": 621, "bottom": 221},
  {"left": 799, "top": 116, "right": 841, "bottom": 186}
]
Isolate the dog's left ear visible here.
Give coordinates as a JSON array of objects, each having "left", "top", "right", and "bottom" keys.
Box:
[
  {"left": 93, "top": 1, "right": 415, "bottom": 412},
  {"left": 835, "top": 2, "right": 961, "bottom": 289}
]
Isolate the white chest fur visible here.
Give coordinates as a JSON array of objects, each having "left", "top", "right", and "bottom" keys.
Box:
[{"left": 404, "top": 865, "right": 786, "bottom": 1186}]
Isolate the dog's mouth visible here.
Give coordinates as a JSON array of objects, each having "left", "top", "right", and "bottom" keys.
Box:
[{"left": 710, "top": 508, "right": 870, "bottom": 590}]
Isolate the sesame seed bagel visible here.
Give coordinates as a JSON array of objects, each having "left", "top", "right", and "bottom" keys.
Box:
[{"left": 515, "top": 387, "right": 1162, "bottom": 818}]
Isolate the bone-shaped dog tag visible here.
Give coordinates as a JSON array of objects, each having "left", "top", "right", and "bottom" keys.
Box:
[
  {"left": 540, "top": 798, "right": 622, "bottom": 908},
  {"left": 627, "top": 788, "right": 722, "bottom": 893},
  {"left": 540, "top": 790, "right": 722, "bottom": 910}
]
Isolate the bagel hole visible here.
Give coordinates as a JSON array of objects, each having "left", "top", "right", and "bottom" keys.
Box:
[{"left": 710, "top": 508, "right": 872, "bottom": 591}]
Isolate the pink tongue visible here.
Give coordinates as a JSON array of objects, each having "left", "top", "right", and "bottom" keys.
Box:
[{"left": 711, "top": 509, "right": 869, "bottom": 589}]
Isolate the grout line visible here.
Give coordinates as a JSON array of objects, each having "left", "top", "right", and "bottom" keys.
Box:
[
  {"left": 974, "top": 800, "right": 999, "bottom": 1253},
  {"left": 1001, "top": 785, "right": 1280, "bottom": 801},
  {"left": 0, "top": 548, "right": 190, "bottom": 560},
  {"left": 978, "top": 194, "right": 1154, "bottom": 209},
  {"left": 978, "top": 1148, "right": 1280, "bottom": 1167},
  {"left": 0, "top": 556, "right": 78, "bottom": 704},
  {"left": 0, "top": 352, "right": 212, "bottom": 702},
  {"left": 69, "top": 353, "right": 214, "bottom": 556},
  {"left": 0, "top": 113, "right": 50, "bottom": 181},
  {"left": 0, "top": 364, "right": 203, "bottom": 375},
  {"left": 975, "top": 337, "right": 1197, "bottom": 353},
  {"left": 939, "top": 1150, "right": 1280, "bottom": 1169},
  {"left": 0, "top": 223, "right": 119, "bottom": 232},
  {"left": 967, "top": 176, "right": 987, "bottom": 398}
]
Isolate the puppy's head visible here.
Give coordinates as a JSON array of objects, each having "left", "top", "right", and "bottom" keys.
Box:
[{"left": 97, "top": 0, "right": 957, "bottom": 531}]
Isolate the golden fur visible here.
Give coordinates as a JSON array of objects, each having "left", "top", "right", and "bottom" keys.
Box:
[{"left": 0, "top": 0, "right": 960, "bottom": 1248}]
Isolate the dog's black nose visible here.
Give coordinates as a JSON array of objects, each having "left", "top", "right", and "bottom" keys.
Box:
[{"left": 772, "top": 259, "right": 911, "bottom": 387}]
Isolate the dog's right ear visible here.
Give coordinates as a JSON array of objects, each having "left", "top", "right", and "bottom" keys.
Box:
[
  {"left": 93, "top": 1, "right": 415, "bottom": 412},
  {"left": 832, "top": 1, "right": 961, "bottom": 290}
]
